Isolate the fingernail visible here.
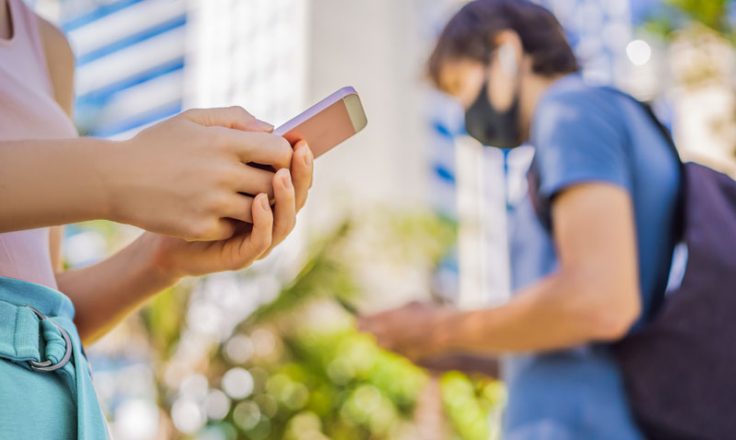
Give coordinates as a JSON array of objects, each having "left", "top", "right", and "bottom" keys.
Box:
[{"left": 259, "top": 194, "right": 270, "bottom": 210}]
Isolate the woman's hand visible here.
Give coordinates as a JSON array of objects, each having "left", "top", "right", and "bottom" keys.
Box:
[
  {"left": 358, "top": 301, "right": 454, "bottom": 362},
  {"left": 105, "top": 107, "right": 293, "bottom": 241},
  {"left": 57, "top": 141, "right": 312, "bottom": 342},
  {"left": 142, "top": 141, "right": 314, "bottom": 279}
]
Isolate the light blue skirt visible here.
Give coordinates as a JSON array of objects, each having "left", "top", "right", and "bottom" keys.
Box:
[{"left": 0, "top": 276, "right": 109, "bottom": 439}]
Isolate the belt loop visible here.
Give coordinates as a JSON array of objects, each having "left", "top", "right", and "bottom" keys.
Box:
[{"left": 27, "top": 306, "right": 73, "bottom": 372}]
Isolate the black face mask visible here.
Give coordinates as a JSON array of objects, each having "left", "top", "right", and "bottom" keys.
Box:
[{"left": 464, "top": 81, "right": 522, "bottom": 148}]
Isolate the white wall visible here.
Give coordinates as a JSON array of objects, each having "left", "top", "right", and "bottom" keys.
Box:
[{"left": 303, "top": 0, "right": 432, "bottom": 230}]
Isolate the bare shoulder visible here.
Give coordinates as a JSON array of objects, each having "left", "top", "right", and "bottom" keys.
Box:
[{"left": 36, "top": 16, "right": 75, "bottom": 116}]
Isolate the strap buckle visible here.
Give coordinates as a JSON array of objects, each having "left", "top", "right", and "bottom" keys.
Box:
[{"left": 27, "top": 306, "right": 72, "bottom": 372}]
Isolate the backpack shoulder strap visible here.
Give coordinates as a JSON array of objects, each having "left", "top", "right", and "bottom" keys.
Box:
[
  {"left": 527, "top": 87, "right": 684, "bottom": 233},
  {"left": 601, "top": 87, "right": 685, "bottom": 239},
  {"left": 526, "top": 161, "right": 551, "bottom": 230},
  {"left": 602, "top": 87, "right": 683, "bottom": 166}
]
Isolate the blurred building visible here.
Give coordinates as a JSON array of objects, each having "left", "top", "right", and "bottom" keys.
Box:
[
  {"left": 42, "top": 0, "right": 306, "bottom": 138},
  {"left": 56, "top": 0, "right": 187, "bottom": 137}
]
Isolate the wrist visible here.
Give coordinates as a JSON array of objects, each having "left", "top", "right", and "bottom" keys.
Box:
[
  {"left": 83, "top": 138, "right": 125, "bottom": 222},
  {"left": 431, "top": 308, "right": 458, "bottom": 353},
  {"left": 134, "top": 233, "right": 183, "bottom": 288}
]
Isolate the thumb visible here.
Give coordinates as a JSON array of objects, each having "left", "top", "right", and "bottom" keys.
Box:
[{"left": 182, "top": 106, "right": 273, "bottom": 132}]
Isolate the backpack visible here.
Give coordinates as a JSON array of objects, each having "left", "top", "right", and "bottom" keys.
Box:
[{"left": 527, "top": 89, "right": 736, "bottom": 439}]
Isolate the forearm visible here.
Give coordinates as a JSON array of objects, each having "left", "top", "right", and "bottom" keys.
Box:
[
  {"left": 439, "top": 272, "right": 627, "bottom": 355},
  {"left": 0, "top": 138, "right": 115, "bottom": 232},
  {"left": 56, "top": 234, "right": 177, "bottom": 343}
]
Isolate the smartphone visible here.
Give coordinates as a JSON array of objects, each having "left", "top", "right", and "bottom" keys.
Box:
[{"left": 275, "top": 86, "right": 368, "bottom": 157}]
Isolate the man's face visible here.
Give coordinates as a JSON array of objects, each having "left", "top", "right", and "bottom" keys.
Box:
[{"left": 437, "top": 55, "right": 518, "bottom": 112}]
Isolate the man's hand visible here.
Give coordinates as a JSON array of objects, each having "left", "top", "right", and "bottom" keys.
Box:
[{"left": 358, "top": 301, "right": 454, "bottom": 362}]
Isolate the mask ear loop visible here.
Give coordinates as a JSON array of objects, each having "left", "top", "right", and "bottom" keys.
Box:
[
  {"left": 497, "top": 42, "right": 518, "bottom": 76},
  {"left": 473, "top": 43, "right": 507, "bottom": 107},
  {"left": 494, "top": 42, "right": 524, "bottom": 146},
  {"left": 499, "top": 44, "right": 520, "bottom": 210}
]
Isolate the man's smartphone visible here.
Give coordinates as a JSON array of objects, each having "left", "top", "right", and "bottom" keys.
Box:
[{"left": 275, "top": 86, "right": 367, "bottom": 157}]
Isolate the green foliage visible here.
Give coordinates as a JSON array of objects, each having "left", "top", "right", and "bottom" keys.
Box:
[
  {"left": 138, "top": 209, "right": 501, "bottom": 439},
  {"left": 212, "top": 328, "right": 428, "bottom": 439},
  {"left": 644, "top": 0, "right": 734, "bottom": 40},
  {"left": 668, "top": 0, "right": 730, "bottom": 31},
  {"left": 244, "top": 221, "right": 357, "bottom": 327},
  {"left": 140, "top": 285, "right": 190, "bottom": 360},
  {"left": 202, "top": 212, "right": 447, "bottom": 439},
  {"left": 440, "top": 372, "right": 506, "bottom": 440}
]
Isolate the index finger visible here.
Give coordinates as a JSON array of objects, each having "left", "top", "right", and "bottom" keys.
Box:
[
  {"left": 216, "top": 129, "right": 293, "bottom": 170},
  {"left": 183, "top": 106, "right": 273, "bottom": 131}
]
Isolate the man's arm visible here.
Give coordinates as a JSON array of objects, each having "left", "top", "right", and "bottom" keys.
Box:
[
  {"left": 440, "top": 183, "right": 641, "bottom": 353},
  {"left": 360, "top": 183, "right": 642, "bottom": 358}
]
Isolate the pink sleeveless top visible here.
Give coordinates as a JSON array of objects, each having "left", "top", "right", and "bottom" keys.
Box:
[{"left": 0, "top": 0, "right": 77, "bottom": 288}]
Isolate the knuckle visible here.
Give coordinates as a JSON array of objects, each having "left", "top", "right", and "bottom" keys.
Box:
[
  {"left": 280, "top": 211, "right": 296, "bottom": 231},
  {"left": 259, "top": 234, "right": 273, "bottom": 251},
  {"left": 227, "top": 258, "right": 243, "bottom": 272},
  {"left": 188, "top": 221, "right": 213, "bottom": 241},
  {"left": 229, "top": 105, "right": 253, "bottom": 120},
  {"left": 252, "top": 227, "right": 272, "bottom": 249},
  {"left": 208, "top": 193, "right": 231, "bottom": 214},
  {"left": 216, "top": 167, "right": 239, "bottom": 189},
  {"left": 277, "top": 136, "right": 293, "bottom": 153},
  {"left": 275, "top": 137, "right": 293, "bottom": 166},
  {"left": 208, "top": 128, "right": 229, "bottom": 148},
  {"left": 181, "top": 108, "right": 205, "bottom": 123}
]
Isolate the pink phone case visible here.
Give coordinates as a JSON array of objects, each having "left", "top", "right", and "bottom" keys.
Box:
[{"left": 275, "top": 86, "right": 366, "bottom": 158}]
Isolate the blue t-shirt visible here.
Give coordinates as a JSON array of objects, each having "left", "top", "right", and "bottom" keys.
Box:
[{"left": 504, "top": 74, "right": 680, "bottom": 439}]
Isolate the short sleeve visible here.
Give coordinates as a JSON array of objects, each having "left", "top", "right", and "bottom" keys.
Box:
[{"left": 532, "top": 90, "right": 632, "bottom": 202}]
